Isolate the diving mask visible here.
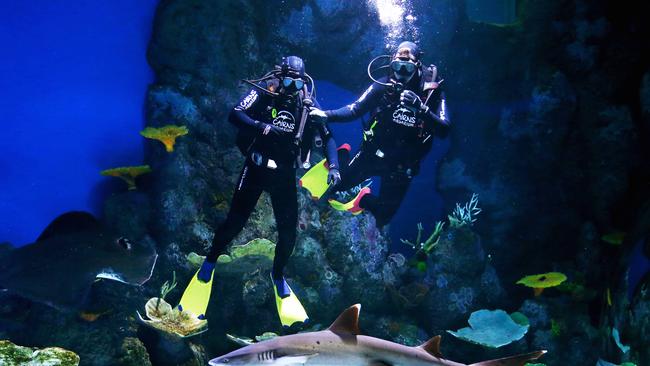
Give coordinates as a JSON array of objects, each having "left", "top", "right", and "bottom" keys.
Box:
[{"left": 282, "top": 76, "right": 305, "bottom": 91}]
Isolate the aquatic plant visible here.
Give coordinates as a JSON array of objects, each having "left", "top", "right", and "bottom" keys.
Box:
[
  {"left": 100, "top": 165, "right": 152, "bottom": 190},
  {"left": 448, "top": 193, "right": 481, "bottom": 228},
  {"left": 400, "top": 221, "right": 445, "bottom": 254},
  {"left": 0, "top": 340, "right": 80, "bottom": 366},
  {"left": 447, "top": 309, "right": 529, "bottom": 348},
  {"left": 516, "top": 272, "right": 567, "bottom": 296},
  {"left": 156, "top": 271, "right": 177, "bottom": 313},
  {"left": 140, "top": 125, "right": 189, "bottom": 152}
]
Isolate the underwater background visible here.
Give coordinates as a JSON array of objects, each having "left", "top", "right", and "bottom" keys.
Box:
[{"left": 1, "top": 0, "right": 649, "bottom": 365}]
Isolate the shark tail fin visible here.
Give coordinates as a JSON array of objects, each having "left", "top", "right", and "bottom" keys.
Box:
[{"left": 468, "top": 350, "right": 546, "bottom": 366}]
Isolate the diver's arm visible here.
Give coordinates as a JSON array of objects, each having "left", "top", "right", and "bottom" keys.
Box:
[
  {"left": 325, "top": 83, "right": 383, "bottom": 122},
  {"left": 229, "top": 88, "right": 263, "bottom": 128},
  {"left": 229, "top": 88, "right": 281, "bottom": 135},
  {"left": 421, "top": 91, "right": 451, "bottom": 136},
  {"left": 323, "top": 127, "right": 339, "bottom": 170}
]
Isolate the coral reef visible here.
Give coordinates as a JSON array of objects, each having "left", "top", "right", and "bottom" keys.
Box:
[
  {"left": 137, "top": 297, "right": 207, "bottom": 338},
  {"left": 100, "top": 165, "right": 152, "bottom": 191},
  {"left": 118, "top": 337, "right": 152, "bottom": 366},
  {"left": 0, "top": 340, "right": 80, "bottom": 366},
  {"left": 516, "top": 272, "right": 567, "bottom": 296},
  {"left": 447, "top": 309, "right": 529, "bottom": 348},
  {"left": 140, "top": 125, "right": 189, "bottom": 153}
]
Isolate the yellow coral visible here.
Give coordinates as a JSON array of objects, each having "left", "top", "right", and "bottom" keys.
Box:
[
  {"left": 516, "top": 272, "right": 567, "bottom": 296},
  {"left": 140, "top": 125, "right": 189, "bottom": 152},
  {"left": 100, "top": 165, "right": 152, "bottom": 190}
]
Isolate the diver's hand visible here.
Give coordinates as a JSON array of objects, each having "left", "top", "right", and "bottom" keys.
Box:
[
  {"left": 197, "top": 260, "right": 216, "bottom": 283},
  {"left": 309, "top": 108, "right": 328, "bottom": 123},
  {"left": 400, "top": 90, "right": 429, "bottom": 113},
  {"left": 256, "top": 121, "right": 282, "bottom": 136},
  {"left": 327, "top": 168, "right": 341, "bottom": 186}
]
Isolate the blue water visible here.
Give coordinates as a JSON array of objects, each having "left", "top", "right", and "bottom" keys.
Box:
[
  {"left": 316, "top": 81, "right": 450, "bottom": 249},
  {"left": 0, "top": 0, "right": 158, "bottom": 246}
]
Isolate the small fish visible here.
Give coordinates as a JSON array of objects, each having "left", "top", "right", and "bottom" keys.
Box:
[
  {"left": 79, "top": 310, "right": 111, "bottom": 322},
  {"left": 601, "top": 232, "right": 626, "bottom": 246},
  {"left": 0, "top": 211, "right": 158, "bottom": 310}
]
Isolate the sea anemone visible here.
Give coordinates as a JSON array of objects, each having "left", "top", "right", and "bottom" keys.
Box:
[
  {"left": 516, "top": 272, "right": 567, "bottom": 296},
  {"left": 140, "top": 125, "right": 189, "bottom": 152},
  {"left": 100, "top": 165, "right": 152, "bottom": 190}
]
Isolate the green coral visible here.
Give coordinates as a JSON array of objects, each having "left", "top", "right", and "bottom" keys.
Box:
[
  {"left": 400, "top": 221, "right": 445, "bottom": 254},
  {"left": 510, "top": 312, "right": 530, "bottom": 327},
  {"left": 230, "top": 238, "right": 275, "bottom": 259},
  {"left": 0, "top": 340, "right": 80, "bottom": 366},
  {"left": 550, "top": 319, "right": 566, "bottom": 337}
]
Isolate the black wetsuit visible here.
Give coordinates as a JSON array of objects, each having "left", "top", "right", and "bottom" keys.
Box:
[
  {"left": 326, "top": 75, "right": 450, "bottom": 227},
  {"left": 207, "top": 79, "right": 338, "bottom": 280}
]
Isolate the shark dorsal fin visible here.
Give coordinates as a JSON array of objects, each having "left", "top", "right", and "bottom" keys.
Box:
[
  {"left": 328, "top": 304, "right": 361, "bottom": 335},
  {"left": 418, "top": 335, "right": 443, "bottom": 358}
]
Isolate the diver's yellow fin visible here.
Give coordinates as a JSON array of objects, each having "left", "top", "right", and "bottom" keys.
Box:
[
  {"left": 273, "top": 278, "right": 309, "bottom": 328},
  {"left": 299, "top": 144, "right": 351, "bottom": 200},
  {"left": 177, "top": 269, "right": 214, "bottom": 319},
  {"left": 299, "top": 159, "right": 330, "bottom": 200},
  {"left": 328, "top": 186, "right": 371, "bottom": 215}
]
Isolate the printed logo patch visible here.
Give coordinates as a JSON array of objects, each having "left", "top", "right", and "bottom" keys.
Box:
[
  {"left": 272, "top": 110, "right": 296, "bottom": 132},
  {"left": 392, "top": 106, "right": 417, "bottom": 127},
  {"left": 238, "top": 90, "right": 258, "bottom": 110}
]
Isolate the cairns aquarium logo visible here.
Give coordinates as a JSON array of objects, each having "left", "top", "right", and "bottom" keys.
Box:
[
  {"left": 392, "top": 105, "right": 416, "bottom": 126},
  {"left": 272, "top": 110, "right": 296, "bottom": 132}
]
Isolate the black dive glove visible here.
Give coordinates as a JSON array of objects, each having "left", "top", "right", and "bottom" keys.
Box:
[
  {"left": 400, "top": 90, "right": 430, "bottom": 113},
  {"left": 327, "top": 168, "right": 341, "bottom": 186},
  {"left": 255, "top": 121, "right": 282, "bottom": 136}
]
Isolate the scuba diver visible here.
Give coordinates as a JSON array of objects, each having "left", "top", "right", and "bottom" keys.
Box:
[
  {"left": 306, "top": 41, "right": 451, "bottom": 228},
  {"left": 177, "top": 56, "right": 341, "bottom": 329}
]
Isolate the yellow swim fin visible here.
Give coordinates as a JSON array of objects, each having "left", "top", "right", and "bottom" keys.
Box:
[
  {"left": 299, "top": 159, "right": 330, "bottom": 200},
  {"left": 299, "top": 144, "right": 351, "bottom": 200},
  {"left": 328, "top": 186, "right": 371, "bottom": 215},
  {"left": 177, "top": 268, "right": 214, "bottom": 320},
  {"left": 272, "top": 276, "right": 309, "bottom": 329}
]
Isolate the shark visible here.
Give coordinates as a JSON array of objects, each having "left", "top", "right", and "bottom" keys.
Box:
[
  {"left": 209, "top": 304, "right": 546, "bottom": 366},
  {"left": 0, "top": 211, "right": 158, "bottom": 310}
]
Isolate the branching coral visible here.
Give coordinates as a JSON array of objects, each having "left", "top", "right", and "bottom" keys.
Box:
[
  {"left": 401, "top": 221, "right": 445, "bottom": 254},
  {"left": 140, "top": 125, "right": 189, "bottom": 152},
  {"left": 449, "top": 193, "right": 481, "bottom": 228},
  {"left": 100, "top": 165, "right": 152, "bottom": 190}
]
